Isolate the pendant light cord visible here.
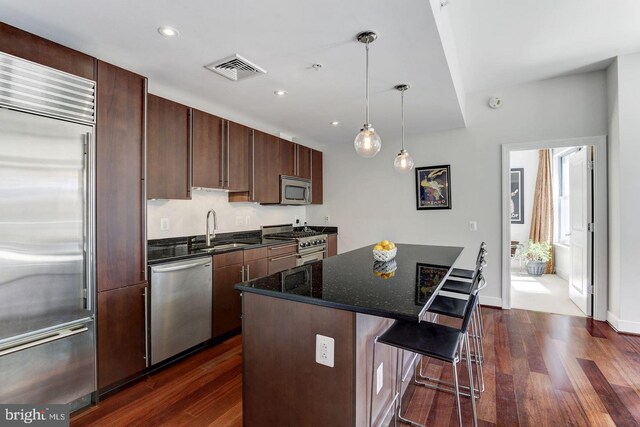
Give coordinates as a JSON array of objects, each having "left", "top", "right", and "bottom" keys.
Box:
[
  {"left": 401, "top": 88, "right": 405, "bottom": 150},
  {"left": 365, "top": 43, "right": 370, "bottom": 125}
]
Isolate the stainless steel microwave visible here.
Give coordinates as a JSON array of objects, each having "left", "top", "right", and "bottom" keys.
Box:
[{"left": 280, "top": 175, "right": 311, "bottom": 205}]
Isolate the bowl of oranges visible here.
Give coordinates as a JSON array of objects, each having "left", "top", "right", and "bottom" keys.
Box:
[{"left": 373, "top": 240, "right": 397, "bottom": 262}]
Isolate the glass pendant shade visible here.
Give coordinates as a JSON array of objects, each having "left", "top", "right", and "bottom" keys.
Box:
[
  {"left": 394, "top": 149, "right": 414, "bottom": 172},
  {"left": 354, "top": 125, "right": 381, "bottom": 158}
]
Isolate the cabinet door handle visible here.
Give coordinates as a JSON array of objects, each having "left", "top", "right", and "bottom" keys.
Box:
[
  {"left": 251, "top": 131, "right": 255, "bottom": 201},
  {"left": 220, "top": 119, "right": 225, "bottom": 187},
  {"left": 143, "top": 286, "right": 149, "bottom": 367},
  {"left": 269, "top": 253, "right": 297, "bottom": 262},
  {"left": 246, "top": 264, "right": 250, "bottom": 280},
  {"left": 241, "top": 265, "right": 245, "bottom": 282},
  {"left": 227, "top": 121, "right": 230, "bottom": 188},
  {"left": 188, "top": 108, "right": 193, "bottom": 196}
]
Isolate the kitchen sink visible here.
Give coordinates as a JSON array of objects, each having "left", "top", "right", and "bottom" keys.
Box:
[{"left": 196, "top": 242, "right": 251, "bottom": 252}]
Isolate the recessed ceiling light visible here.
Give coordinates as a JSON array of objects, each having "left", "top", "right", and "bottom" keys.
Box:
[
  {"left": 330, "top": 121, "right": 340, "bottom": 126},
  {"left": 274, "top": 90, "right": 287, "bottom": 96},
  {"left": 158, "top": 26, "right": 179, "bottom": 37}
]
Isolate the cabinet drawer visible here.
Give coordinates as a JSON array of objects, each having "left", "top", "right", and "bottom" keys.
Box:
[
  {"left": 267, "top": 252, "right": 297, "bottom": 275},
  {"left": 244, "top": 247, "right": 267, "bottom": 262},
  {"left": 267, "top": 243, "right": 297, "bottom": 258},
  {"left": 214, "top": 250, "right": 244, "bottom": 268}
]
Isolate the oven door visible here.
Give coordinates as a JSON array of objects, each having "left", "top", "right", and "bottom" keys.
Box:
[
  {"left": 280, "top": 176, "right": 311, "bottom": 205},
  {"left": 296, "top": 249, "right": 325, "bottom": 266}
]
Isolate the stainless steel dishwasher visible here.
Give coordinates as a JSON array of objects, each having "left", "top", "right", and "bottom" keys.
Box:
[{"left": 149, "top": 256, "right": 213, "bottom": 365}]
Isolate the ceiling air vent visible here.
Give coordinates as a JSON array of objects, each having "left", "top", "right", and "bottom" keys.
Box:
[{"left": 204, "top": 54, "right": 266, "bottom": 81}]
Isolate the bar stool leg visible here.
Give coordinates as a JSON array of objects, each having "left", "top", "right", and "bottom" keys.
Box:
[
  {"left": 464, "top": 333, "right": 479, "bottom": 427},
  {"left": 452, "top": 350, "right": 463, "bottom": 427}
]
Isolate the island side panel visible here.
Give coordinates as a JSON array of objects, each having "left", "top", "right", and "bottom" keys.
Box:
[{"left": 242, "top": 292, "right": 356, "bottom": 426}]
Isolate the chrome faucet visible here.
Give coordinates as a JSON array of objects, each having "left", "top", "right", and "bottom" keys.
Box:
[{"left": 206, "top": 209, "right": 218, "bottom": 246}]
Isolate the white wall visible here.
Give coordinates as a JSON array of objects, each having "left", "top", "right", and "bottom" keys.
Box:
[
  {"left": 509, "top": 149, "right": 538, "bottom": 244},
  {"left": 308, "top": 71, "right": 607, "bottom": 307},
  {"left": 148, "top": 190, "right": 306, "bottom": 239},
  {"left": 607, "top": 53, "right": 640, "bottom": 332}
]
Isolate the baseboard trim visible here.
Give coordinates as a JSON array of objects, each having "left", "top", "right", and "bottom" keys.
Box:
[
  {"left": 479, "top": 295, "right": 502, "bottom": 307},
  {"left": 607, "top": 311, "right": 640, "bottom": 334}
]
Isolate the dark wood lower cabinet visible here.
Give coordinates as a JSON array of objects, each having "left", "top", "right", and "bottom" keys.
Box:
[
  {"left": 327, "top": 234, "right": 338, "bottom": 257},
  {"left": 97, "top": 283, "right": 147, "bottom": 391},
  {"left": 213, "top": 262, "right": 244, "bottom": 338},
  {"left": 246, "top": 258, "right": 268, "bottom": 281}
]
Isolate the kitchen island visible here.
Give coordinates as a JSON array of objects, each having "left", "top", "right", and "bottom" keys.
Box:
[{"left": 236, "top": 243, "right": 463, "bottom": 426}]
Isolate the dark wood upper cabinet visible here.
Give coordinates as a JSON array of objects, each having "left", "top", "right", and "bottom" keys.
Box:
[
  {"left": 0, "top": 22, "right": 95, "bottom": 80},
  {"left": 311, "top": 149, "right": 323, "bottom": 204},
  {"left": 96, "top": 61, "right": 146, "bottom": 292},
  {"left": 297, "top": 145, "right": 311, "bottom": 179},
  {"left": 226, "top": 121, "right": 250, "bottom": 192},
  {"left": 279, "top": 138, "right": 295, "bottom": 177},
  {"left": 192, "top": 109, "right": 223, "bottom": 189},
  {"left": 147, "top": 94, "right": 191, "bottom": 199},
  {"left": 97, "top": 283, "right": 147, "bottom": 391},
  {"left": 251, "top": 130, "right": 280, "bottom": 203}
]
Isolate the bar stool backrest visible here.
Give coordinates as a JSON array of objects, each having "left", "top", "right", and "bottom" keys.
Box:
[{"left": 460, "top": 294, "right": 479, "bottom": 334}]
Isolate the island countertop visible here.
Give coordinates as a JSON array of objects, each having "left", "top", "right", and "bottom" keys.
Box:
[{"left": 235, "top": 243, "right": 464, "bottom": 322}]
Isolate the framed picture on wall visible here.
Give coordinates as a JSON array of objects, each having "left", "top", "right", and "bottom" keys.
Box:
[
  {"left": 415, "top": 165, "right": 452, "bottom": 210},
  {"left": 510, "top": 168, "right": 524, "bottom": 224}
]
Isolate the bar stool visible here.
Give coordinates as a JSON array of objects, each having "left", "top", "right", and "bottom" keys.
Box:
[
  {"left": 369, "top": 295, "right": 479, "bottom": 427},
  {"left": 425, "top": 275, "right": 485, "bottom": 395},
  {"left": 449, "top": 242, "right": 487, "bottom": 281}
]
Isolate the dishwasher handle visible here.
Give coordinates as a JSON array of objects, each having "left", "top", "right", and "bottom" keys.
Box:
[{"left": 151, "top": 258, "right": 212, "bottom": 273}]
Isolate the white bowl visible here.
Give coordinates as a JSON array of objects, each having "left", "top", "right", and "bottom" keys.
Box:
[{"left": 373, "top": 247, "right": 397, "bottom": 262}]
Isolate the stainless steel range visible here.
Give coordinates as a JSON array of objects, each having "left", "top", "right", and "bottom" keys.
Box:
[{"left": 262, "top": 224, "right": 327, "bottom": 266}]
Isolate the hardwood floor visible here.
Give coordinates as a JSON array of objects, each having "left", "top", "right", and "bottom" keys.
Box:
[{"left": 71, "top": 308, "right": 640, "bottom": 426}]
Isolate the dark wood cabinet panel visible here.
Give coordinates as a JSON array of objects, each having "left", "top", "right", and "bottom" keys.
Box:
[
  {"left": 252, "top": 130, "right": 280, "bottom": 203},
  {"left": 267, "top": 243, "right": 297, "bottom": 274},
  {"left": 297, "top": 145, "right": 311, "bottom": 179},
  {"left": 95, "top": 61, "right": 145, "bottom": 292},
  {"left": 192, "top": 109, "right": 223, "bottom": 189},
  {"left": 0, "top": 22, "right": 95, "bottom": 80},
  {"left": 327, "top": 234, "right": 338, "bottom": 257},
  {"left": 279, "top": 138, "right": 295, "bottom": 177},
  {"left": 246, "top": 258, "right": 268, "bottom": 281},
  {"left": 226, "top": 121, "right": 250, "bottom": 192},
  {"left": 97, "top": 284, "right": 147, "bottom": 391},
  {"left": 244, "top": 247, "right": 267, "bottom": 262},
  {"left": 213, "top": 262, "right": 244, "bottom": 337},
  {"left": 311, "top": 149, "right": 323, "bottom": 204},
  {"left": 147, "top": 94, "right": 191, "bottom": 199}
]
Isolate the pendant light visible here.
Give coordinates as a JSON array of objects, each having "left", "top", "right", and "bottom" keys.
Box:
[
  {"left": 393, "top": 84, "right": 414, "bottom": 173},
  {"left": 354, "top": 31, "right": 382, "bottom": 158}
]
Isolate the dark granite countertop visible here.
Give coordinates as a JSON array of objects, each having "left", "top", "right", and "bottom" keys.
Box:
[
  {"left": 148, "top": 231, "right": 290, "bottom": 265},
  {"left": 235, "top": 243, "right": 463, "bottom": 322},
  {"left": 147, "top": 226, "right": 338, "bottom": 265}
]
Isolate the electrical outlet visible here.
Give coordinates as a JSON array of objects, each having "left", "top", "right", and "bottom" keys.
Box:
[
  {"left": 469, "top": 221, "right": 478, "bottom": 231},
  {"left": 315, "top": 334, "right": 335, "bottom": 368},
  {"left": 376, "top": 362, "right": 384, "bottom": 394},
  {"left": 324, "top": 215, "right": 330, "bottom": 224},
  {"left": 295, "top": 216, "right": 300, "bottom": 225},
  {"left": 245, "top": 215, "right": 251, "bottom": 226},
  {"left": 160, "top": 218, "right": 169, "bottom": 231},
  {"left": 235, "top": 216, "right": 244, "bottom": 226}
]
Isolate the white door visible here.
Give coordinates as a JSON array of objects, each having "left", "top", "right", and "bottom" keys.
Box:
[{"left": 568, "top": 147, "right": 593, "bottom": 315}]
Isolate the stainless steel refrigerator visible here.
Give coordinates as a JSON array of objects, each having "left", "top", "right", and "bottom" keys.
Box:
[{"left": 0, "top": 52, "right": 96, "bottom": 408}]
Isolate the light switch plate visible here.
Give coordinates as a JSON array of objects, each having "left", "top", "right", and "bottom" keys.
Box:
[
  {"left": 315, "top": 334, "right": 335, "bottom": 368},
  {"left": 469, "top": 221, "right": 478, "bottom": 231},
  {"left": 235, "top": 216, "right": 244, "bottom": 226},
  {"left": 160, "top": 218, "right": 169, "bottom": 231}
]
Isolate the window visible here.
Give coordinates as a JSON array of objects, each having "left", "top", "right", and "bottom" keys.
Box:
[{"left": 553, "top": 146, "right": 583, "bottom": 245}]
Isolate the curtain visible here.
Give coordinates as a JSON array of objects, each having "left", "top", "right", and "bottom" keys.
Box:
[{"left": 529, "top": 149, "right": 555, "bottom": 273}]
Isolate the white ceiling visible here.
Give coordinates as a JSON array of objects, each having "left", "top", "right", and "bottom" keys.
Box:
[
  {"left": 3, "top": 1, "right": 640, "bottom": 148},
  {"left": 0, "top": 0, "right": 466, "bottom": 148},
  {"left": 448, "top": 0, "right": 640, "bottom": 93}
]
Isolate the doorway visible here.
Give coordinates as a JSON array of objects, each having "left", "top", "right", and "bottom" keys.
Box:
[{"left": 500, "top": 136, "right": 608, "bottom": 321}]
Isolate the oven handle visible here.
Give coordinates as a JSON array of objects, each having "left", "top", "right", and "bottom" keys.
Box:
[{"left": 268, "top": 244, "right": 298, "bottom": 251}]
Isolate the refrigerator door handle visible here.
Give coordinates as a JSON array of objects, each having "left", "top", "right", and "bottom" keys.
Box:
[{"left": 0, "top": 326, "right": 88, "bottom": 357}]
